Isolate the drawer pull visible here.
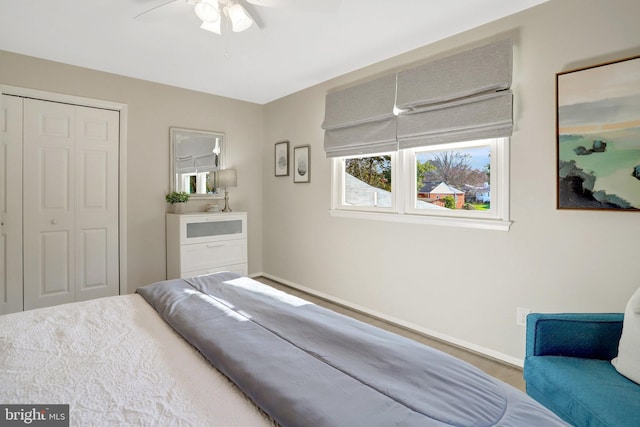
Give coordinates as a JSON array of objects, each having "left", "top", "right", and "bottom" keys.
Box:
[{"left": 206, "top": 243, "right": 225, "bottom": 248}]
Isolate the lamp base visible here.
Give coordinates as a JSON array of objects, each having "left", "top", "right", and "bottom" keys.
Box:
[{"left": 222, "top": 189, "right": 232, "bottom": 212}]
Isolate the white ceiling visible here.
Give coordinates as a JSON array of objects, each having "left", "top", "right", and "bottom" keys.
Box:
[{"left": 0, "top": 0, "right": 548, "bottom": 105}]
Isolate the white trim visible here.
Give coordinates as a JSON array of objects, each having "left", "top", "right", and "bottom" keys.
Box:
[
  {"left": 0, "top": 84, "right": 128, "bottom": 295},
  {"left": 329, "top": 209, "right": 512, "bottom": 231},
  {"left": 258, "top": 272, "right": 523, "bottom": 368},
  {"left": 0, "top": 85, "right": 125, "bottom": 111},
  {"left": 496, "top": 135, "right": 510, "bottom": 222}
]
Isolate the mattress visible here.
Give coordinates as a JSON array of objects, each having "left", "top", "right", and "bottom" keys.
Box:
[{"left": 0, "top": 293, "right": 276, "bottom": 427}]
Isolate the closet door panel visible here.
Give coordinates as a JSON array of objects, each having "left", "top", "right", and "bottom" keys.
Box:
[
  {"left": 79, "top": 228, "right": 107, "bottom": 289},
  {"left": 81, "top": 151, "right": 108, "bottom": 209},
  {"left": 40, "top": 230, "right": 71, "bottom": 294},
  {"left": 41, "top": 147, "right": 72, "bottom": 210},
  {"left": 0, "top": 94, "right": 23, "bottom": 314},
  {"left": 23, "top": 99, "right": 76, "bottom": 310},
  {"left": 75, "top": 106, "right": 119, "bottom": 301}
]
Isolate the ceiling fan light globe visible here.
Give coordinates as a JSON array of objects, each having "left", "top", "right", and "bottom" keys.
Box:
[
  {"left": 195, "top": 0, "right": 221, "bottom": 23},
  {"left": 227, "top": 3, "right": 254, "bottom": 32},
  {"left": 200, "top": 20, "right": 222, "bottom": 34}
]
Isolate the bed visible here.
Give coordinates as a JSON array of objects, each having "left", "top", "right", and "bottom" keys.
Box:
[{"left": 1, "top": 272, "right": 568, "bottom": 426}]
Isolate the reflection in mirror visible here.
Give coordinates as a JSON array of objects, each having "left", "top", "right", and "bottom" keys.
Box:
[{"left": 170, "top": 127, "right": 224, "bottom": 198}]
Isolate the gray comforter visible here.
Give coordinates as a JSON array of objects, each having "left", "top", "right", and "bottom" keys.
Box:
[{"left": 137, "top": 272, "right": 567, "bottom": 427}]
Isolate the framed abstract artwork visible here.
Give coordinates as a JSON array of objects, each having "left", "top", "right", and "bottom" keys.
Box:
[
  {"left": 274, "top": 141, "right": 289, "bottom": 177},
  {"left": 556, "top": 55, "right": 640, "bottom": 210},
  {"left": 293, "top": 145, "right": 311, "bottom": 183}
]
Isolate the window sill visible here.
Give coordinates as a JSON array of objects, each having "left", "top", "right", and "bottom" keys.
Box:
[{"left": 329, "top": 209, "right": 512, "bottom": 231}]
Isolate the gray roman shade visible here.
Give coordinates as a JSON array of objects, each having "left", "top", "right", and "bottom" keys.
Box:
[
  {"left": 321, "top": 39, "right": 513, "bottom": 157},
  {"left": 396, "top": 39, "right": 513, "bottom": 148},
  {"left": 322, "top": 74, "right": 398, "bottom": 158}
]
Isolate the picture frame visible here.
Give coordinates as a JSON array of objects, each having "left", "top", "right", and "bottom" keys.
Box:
[
  {"left": 556, "top": 55, "right": 640, "bottom": 211},
  {"left": 293, "top": 145, "right": 311, "bottom": 183},
  {"left": 169, "top": 127, "right": 225, "bottom": 199},
  {"left": 274, "top": 141, "right": 289, "bottom": 177}
]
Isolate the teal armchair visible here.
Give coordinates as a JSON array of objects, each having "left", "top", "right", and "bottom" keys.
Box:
[{"left": 524, "top": 313, "right": 640, "bottom": 427}]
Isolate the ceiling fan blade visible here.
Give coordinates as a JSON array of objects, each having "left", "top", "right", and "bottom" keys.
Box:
[
  {"left": 133, "top": 0, "right": 180, "bottom": 20},
  {"left": 246, "top": 0, "right": 341, "bottom": 13}
]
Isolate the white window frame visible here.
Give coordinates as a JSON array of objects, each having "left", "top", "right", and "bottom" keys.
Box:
[
  {"left": 331, "top": 152, "right": 398, "bottom": 214},
  {"left": 329, "top": 138, "right": 512, "bottom": 231}
]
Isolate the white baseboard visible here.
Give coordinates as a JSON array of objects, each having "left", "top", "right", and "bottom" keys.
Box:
[{"left": 256, "top": 272, "right": 524, "bottom": 368}]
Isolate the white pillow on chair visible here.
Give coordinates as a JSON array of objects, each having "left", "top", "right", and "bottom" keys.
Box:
[{"left": 612, "top": 287, "right": 640, "bottom": 384}]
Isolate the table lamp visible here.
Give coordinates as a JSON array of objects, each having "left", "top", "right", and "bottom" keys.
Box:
[{"left": 216, "top": 169, "right": 237, "bottom": 212}]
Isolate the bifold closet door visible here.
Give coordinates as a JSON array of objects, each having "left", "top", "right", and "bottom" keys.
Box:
[
  {"left": 23, "top": 98, "right": 119, "bottom": 310},
  {"left": 0, "top": 94, "right": 24, "bottom": 315}
]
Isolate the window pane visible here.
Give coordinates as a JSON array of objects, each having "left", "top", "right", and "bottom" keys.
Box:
[
  {"left": 344, "top": 155, "right": 392, "bottom": 207},
  {"left": 415, "top": 146, "right": 491, "bottom": 211}
]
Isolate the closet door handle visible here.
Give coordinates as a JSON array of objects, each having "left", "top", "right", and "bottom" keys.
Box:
[{"left": 51, "top": 219, "right": 58, "bottom": 225}]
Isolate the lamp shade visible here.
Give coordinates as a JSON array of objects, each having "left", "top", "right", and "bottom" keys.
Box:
[{"left": 216, "top": 169, "right": 237, "bottom": 188}]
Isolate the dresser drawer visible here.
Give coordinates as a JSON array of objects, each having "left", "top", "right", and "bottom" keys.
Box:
[
  {"left": 180, "top": 239, "right": 247, "bottom": 272},
  {"left": 177, "top": 213, "right": 246, "bottom": 244},
  {"left": 181, "top": 263, "right": 248, "bottom": 278}
]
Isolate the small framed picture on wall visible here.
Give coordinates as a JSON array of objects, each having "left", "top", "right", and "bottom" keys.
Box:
[
  {"left": 274, "top": 141, "right": 289, "bottom": 176},
  {"left": 293, "top": 145, "right": 311, "bottom": 183}
]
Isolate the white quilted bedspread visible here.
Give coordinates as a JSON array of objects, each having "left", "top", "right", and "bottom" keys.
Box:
[{"left": 0, "top": 294, "right": 276, "bottom": 427}]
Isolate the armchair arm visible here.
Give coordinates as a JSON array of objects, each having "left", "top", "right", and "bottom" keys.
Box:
[{"left": 526, "top": 313, "right": 623, "bottom": 360}]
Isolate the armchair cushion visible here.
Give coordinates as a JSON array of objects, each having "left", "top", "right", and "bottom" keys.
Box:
[
  {"left": 612, "top": 287, "right": 640, "bottom": 384},
  {"left": 525, "top": 313, "right": 623, "bottom": 359},
  {"left": 525, "top": 355, "right": 640, "bottom": 427}
]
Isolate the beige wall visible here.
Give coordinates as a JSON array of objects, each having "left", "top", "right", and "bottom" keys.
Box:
[
  {"left": 262, "top": 0, "right": 640, "bottom": 363},
  {"left": 0, "top": 50, "right": 264, "bottom": 291}
]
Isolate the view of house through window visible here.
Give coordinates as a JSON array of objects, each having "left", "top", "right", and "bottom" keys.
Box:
[{"left": 414, "top": 145, "right": 491, "bottom": 211}]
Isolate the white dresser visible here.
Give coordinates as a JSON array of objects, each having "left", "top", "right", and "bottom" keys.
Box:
[{"left": 166, "top": 212, "right": 248, "bottom": 279}]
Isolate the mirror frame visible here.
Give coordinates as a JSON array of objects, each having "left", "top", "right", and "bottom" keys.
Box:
[{"left": 169, "top": 127, "right": 225, "bottom": 199}]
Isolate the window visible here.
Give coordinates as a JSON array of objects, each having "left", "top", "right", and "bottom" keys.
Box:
[
  {"left": 331, "top": 138, "right": 511, "bottom": 230},
  {"left": 340, "top": 154, "right": 395, "bottom": 210}
]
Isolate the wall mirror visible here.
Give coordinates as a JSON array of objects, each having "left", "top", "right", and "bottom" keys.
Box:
[{"left": 170, "top": 127, "right": 225, "bottom": 198}]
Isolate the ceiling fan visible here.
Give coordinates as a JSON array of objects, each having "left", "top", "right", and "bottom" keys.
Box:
[{"left": 134, "top": 0, "right": 341, "bottom": 35}]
